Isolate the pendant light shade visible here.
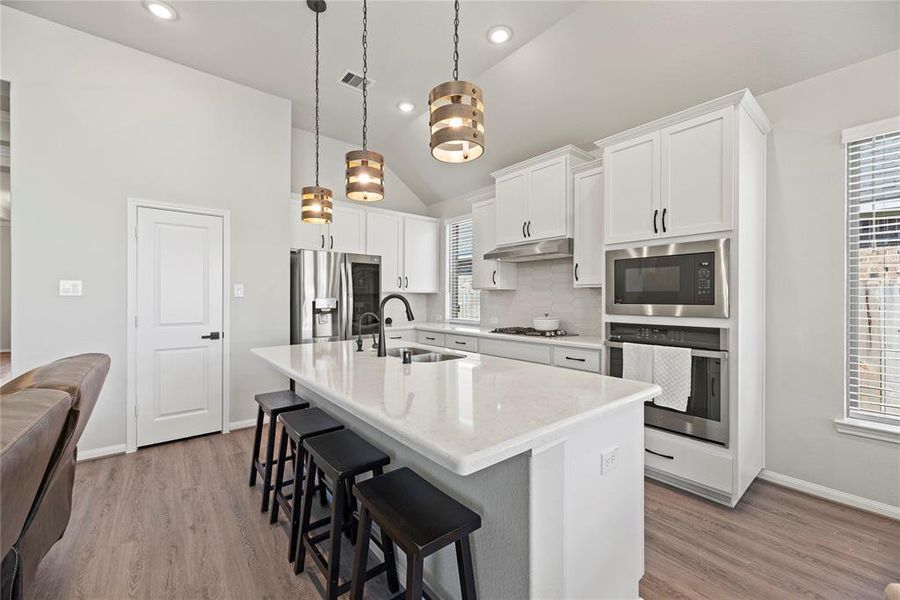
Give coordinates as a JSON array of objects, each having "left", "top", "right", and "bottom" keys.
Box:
[
  {"left": 429, "top": 0, "right": 484, "bottom": 163},
  {"left": 346, "top": 149, "right": 384, "bottom": 201},
  {"left": 301, "top": 0, "right": 333, "bottom": 224},
  {"left": 346, "top": 0, "right": 385, "bottom": 202}
]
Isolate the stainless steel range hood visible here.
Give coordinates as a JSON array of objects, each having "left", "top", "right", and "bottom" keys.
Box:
[{"left": 483, "top": 237, "right": 574, "bottom": 262}]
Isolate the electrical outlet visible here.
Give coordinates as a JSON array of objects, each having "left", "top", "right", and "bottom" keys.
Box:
[
  {"left": 59, "top": 280, "right": 83, "bottom": 296},
  {"left": 601, "top": 447, "right": 620, "bottom": 475},
  {"left": 233, "top": 284, "right": 244, "bottom": 298}
]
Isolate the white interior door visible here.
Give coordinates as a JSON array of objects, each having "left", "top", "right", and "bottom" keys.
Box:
[{"left": 136, "top": 207, "right": 224, "bottom": 447}]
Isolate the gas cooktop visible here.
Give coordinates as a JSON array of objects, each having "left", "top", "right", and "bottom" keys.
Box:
[{"left": 490, "top": 327, "right": 576, "bottom": 338}]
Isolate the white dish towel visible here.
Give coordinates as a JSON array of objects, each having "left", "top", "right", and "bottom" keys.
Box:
[
  {"left": 623, "top": 342, "right": 654, "bottom": 384},
  {"left": 652, "top": 345, "right": 692, "bottom": 412}
]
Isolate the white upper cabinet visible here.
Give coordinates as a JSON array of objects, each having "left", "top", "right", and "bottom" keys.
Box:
[
  {"left": 492, "top": 146, "right": 593, "bottom": 247},
  {"left": 329, "top": 203, "right": 367, "bottom": 254},
  {"left": 603, "top": 133, "right": 660, "bottom": 245},
  {"left": 572, "top": 164, "right": 604, "bottom": 287},
  {"left": 289, "top": 199, "right": 328, "bottom": 250},
  {"left": 402, "top": 216, "right": 439, "bottom": 293},
  {"left": 495, "top": 172, "right": 528, "bottom": 246},
  {"left": 598, "top": 95, "right": 752, "bottom": 245},
  {"left": 660, "top": 107, "right": 734, "bottom": 238},
  {"left": 366, "top": 210, "right": 403, "bottom": 292},
  {"left": 472, "top": 199, "right": 516, "bottom": 290}
]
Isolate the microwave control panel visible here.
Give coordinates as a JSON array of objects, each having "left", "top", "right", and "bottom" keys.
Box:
[{"left": 694, "top": 252, "right": 715, "bottom": 305}]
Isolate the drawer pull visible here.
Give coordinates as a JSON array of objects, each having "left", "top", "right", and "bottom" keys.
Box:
[
  {"left": 645, "top": 448, "right": 674, "bottom": 460},
  {"left": 454, "top": 341, "right": 467, "bottom": 345},
  {"left": 425, "top": 337, "right": 436, "bottom": 341},
  {"left": 388, "top": 336, "right": 402, "bottom": 340},
  {"left": 564, "top": 356, "right": 586, "bottom": 362}
]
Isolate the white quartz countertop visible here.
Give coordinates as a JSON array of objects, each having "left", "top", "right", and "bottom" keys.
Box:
[
  {"left": 252, "top": 340, "right": 660, "bottom": 476},
  {"left": 386, "top": 322, "right": 607, "bottom": 350}
]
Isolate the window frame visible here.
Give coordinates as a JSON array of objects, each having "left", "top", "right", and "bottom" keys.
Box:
[
  {"left": 444, "top": 214, "right": 480, "bottom": 325},
  {"left": 839, "top": 116, "right": 900, "bottom": 444}
]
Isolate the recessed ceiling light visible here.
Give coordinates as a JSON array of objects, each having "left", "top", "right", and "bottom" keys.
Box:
[
  {"left": 144, "top": 0, "right": 177, "bottom": 21},
  {"left": 397, "top": 101, "right": 415, "bottom": 113},
  {"left": 487, "top": 25, "right": 512, "bottom": 45}
]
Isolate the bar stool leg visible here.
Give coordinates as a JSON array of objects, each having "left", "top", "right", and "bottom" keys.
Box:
[
  {"left": 318, "top": 468, "right": 329, "bottom": 507},
  {"left": 455, "top": 536, "right": 477, "bottom": 600},
  {"left": 349, "top": 505, "right": 372, "bottom": 600},
  {"left": 270, "top": 430, "right": 290, "bottom": 524},
  {"left": 294, "top": 453, "right": 318, "bottom": 575},
  {"left": 405, "top": 554, "right": 424, "bottom": 600},
  {"left": 248, "top": 406, "right": 264, "bottom": 487},
  {"left": 288, "top": 442, "right": 304, "bottom": 562},
  {"left": 325, "top": 478, "right": 346, "bottom": 600},
  {"left": 260, "top": 415, "right": 278, "bottom": 512}
]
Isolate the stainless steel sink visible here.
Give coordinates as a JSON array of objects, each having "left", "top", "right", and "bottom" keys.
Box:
[{"left": 385, "top": 347, "right": 465, "bottom": 362}]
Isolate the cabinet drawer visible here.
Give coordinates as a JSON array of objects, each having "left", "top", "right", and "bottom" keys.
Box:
[
  {"left": 644, "top": 428, "right": 732, "bottom": 493},
  {"left": 446, "top": 335, "right": 478, "bottom": 352},
  {"left": 478, "top": 338, "right": 551, "bottom": 365},
  {"left": 552, "top": 347, "right": 601, "bottom": 372},
  {"left": 383, "top": 330, "right": 414, "bottom": 343},
  {"left": 416, "top": 331, "right": 446, "bottom": 347}
]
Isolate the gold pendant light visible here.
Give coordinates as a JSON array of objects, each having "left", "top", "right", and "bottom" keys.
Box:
[
  {"left": 302, "top": 0, "right": 333, "bottom": 224},
  {"left": 345, "top": 0, "right": 384, "bottom": 202},
  {"left": 429, "top": 0, "right": 484, "bottom": 163}
]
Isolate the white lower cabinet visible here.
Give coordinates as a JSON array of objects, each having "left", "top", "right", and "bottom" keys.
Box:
[
  {"left": 446, "top": 334, "right": 478, "bottom": 352},
  {"left": 383, "top": 329, "right": 414, "bottom": 343},
  {"left": 477, "top": 338, "right": 552, "bottom": 365},
  {"left": 416, "top": 331, "right": 446, "bottom": 347},
  {"left": 643, "top": 427, "right": 733, "bottom": 494},
  {"left": 551, "top": 347, "right": 601, "bottom": 373}
]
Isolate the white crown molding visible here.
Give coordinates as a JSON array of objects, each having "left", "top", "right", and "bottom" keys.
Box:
[
  {"left": 594, "top": 89, "right": 772, "bottom": 150},
  {"left": 758, "top": 469, "right": 900, "bottom": 521},
  {"left": 571, "top": 158, "right": 603, "bottom": 176},
  {"left": 490, "top": 144, "right": 595, "bottom": 179}
]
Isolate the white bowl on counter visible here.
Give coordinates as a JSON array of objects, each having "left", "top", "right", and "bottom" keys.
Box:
[{"left": 532, "top": 314, "right": 560, "bottom": 331}]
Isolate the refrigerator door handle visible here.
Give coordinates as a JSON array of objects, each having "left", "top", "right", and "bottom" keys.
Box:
[{"left": 342, "top": 255, "right": 353, "bottom": 341}]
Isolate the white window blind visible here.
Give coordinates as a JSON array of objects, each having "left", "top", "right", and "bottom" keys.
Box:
[
  {"left": 447, "top": 218, "right": 479, "bottom": 322},
  {"left": 847, "top": 127, "right": 900, "bottom": 425}
]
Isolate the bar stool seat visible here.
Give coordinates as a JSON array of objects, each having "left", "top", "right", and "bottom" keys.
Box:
[
  {"left": 249, "top": 389, "right": 309, "bottom": 513},
  {"left": 296, "top": 429, "right": 399, "bottom": 600},
  {"left": 350, "top": 468, "right": 481, "bottom": 600},
  {"left": 270, "top": 408, "right": 344, "bottom": 562}
]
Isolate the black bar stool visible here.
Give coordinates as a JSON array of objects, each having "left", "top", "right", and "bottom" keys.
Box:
[
  {"left": 248, "top": 389, "right": 309, "bottom": 512},
  {"left": 270, "top": 407, "right": 344, "bottom": 563},
  {"left": 350, "top": 468, "right": 481, "bottom": 600},
  {"left": 296, "top": 429, "right": 400, "bottom": 600}
]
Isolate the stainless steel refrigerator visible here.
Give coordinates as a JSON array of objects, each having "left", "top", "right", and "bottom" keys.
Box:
[{"left": 290, "top": 250, "right": 382, "bottom": 344}]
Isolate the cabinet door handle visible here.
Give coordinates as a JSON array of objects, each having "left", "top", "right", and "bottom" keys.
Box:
[
  {"left": 492, "top": 270, "right": 497, "bottom": 285},
  {"left": 574, "top": 263, "right": 579, "bottom": 281},
  {"left": 661, "top": 208, "right": 667, "bottom": 233},
  {"left": 645, "top": 448, "right": 674, "bottom": 460},
  {"left": 388, "top": 335, "right": 402, "bottom": 340},
  {"left": 398, "top": 276, "right": 402, "bottom": 288},
  {"left": 321, "top": 234, "right": 325, "bottom": 248},
  {"left": 522, "top": 221, "right": 527, "bottom": 238},
  {"left": 564, "top": 355, "right": 586, "bottom": 362},
  {"left": 330, "top": 235, "right": 334, "bottom": 249},
  {"left": 404, "top": 276, "right": 408, "bottom": 289},
  {"left": 653, "top": 209, "right": 659, "bottom": 234},
  {"left": 526, "top": 221, "right": 532, "bottom": 237}
]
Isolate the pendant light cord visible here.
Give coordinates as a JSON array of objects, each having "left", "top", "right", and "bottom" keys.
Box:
[
  {"left": 315, "top": 9, "right": 320, "bottom": 186},
  {"left": 452, "top": 0, "right": 460, "bottom": 81},
  {"left": 362, "top": 0, "right": 368, "bottom": 150}
]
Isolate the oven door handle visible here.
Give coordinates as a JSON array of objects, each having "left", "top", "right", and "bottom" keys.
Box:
[
  {"left": 604, "top": 341, "right": 728, "bottom": 360},
  {"left": 645, "top": 448, "right": 674, "bottom": 460}
]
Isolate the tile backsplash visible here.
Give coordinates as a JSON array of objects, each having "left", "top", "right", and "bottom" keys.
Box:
[{"left": 480, "top": 258, "right": 603, "bottom": 335}]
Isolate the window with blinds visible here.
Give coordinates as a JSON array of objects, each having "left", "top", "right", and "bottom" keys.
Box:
[
  {"left": 847, "top": 127, "right": 900, "bottom": 425},
  {"left": 447, "top": 218, "right": 480, "bottom": 322}
]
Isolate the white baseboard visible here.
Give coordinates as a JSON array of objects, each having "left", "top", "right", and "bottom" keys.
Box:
[
  {"left": 77, "top": 444, "right": 127, "bottom": 462},
  {"left": 229, "top": 416, "right": 266, "bottom": 430},
  {"left": 759, "top": 469, "right": 900, "bottom": 521}
]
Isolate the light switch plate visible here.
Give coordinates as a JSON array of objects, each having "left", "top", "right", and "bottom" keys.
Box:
[
  {"left": 489, "top": 316, "right": 499, "bottom": 325},
  {"left": 59, "top": 280, "right": 83, "bottom": 296},
  {"left": 601, "top": 447, "right": 620, "bottom": 475},
  {"left": 233, "top": 284, "right": 244, "bottom": 298}
]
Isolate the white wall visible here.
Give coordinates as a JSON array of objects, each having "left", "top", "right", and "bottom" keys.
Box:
[
  {"left": 2, "top": 7, "right": 291, "bottom": 452},
  {"left": 759, "top": 50, "right": 900, "bottom": 507},
  {"left": 0, "top": 221, "right": 10, "bottom": 351},
  {"left": 291, "top": 128, "right": 429, "bottom": 216}
]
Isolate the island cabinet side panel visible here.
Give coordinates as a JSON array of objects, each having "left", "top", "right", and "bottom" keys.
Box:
[{"left": 528, "top": 401, "right": 645, "bottom": 600}]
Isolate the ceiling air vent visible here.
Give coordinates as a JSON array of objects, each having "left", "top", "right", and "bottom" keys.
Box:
[{"left": 337, "top": 70, "right": 375, "bottom": 92}]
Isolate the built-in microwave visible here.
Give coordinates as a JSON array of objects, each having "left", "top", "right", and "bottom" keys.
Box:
[{"left": 606, "top": 239, "right": 730, "bottom": 319}]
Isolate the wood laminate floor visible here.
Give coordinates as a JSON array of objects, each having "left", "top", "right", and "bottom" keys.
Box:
[{"left": 28, "top": 427, "right": 900, "bottom": 600}]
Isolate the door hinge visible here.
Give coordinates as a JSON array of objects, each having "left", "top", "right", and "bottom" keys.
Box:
[
  {"left": 134, "top": 226, "right": 139, "bottom": 240},
  {"left": 134, "top": 403, "right": 138, "bottom": 417},
  {"left": 134, "top": 315, "right": 139, "bottom": 328}
]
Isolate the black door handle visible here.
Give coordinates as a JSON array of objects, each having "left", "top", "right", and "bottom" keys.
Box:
[
  {"left": 404, "top": 276, "right": 408, "bottom": 288},
  {"left": 330, "top": 235, "right": 334, "bottom": 249},
  {"left": 526, "top": 221, "right": 531, "bottom": 237},
  {"left": 522, "top": 221, "right": 527, "bottom": 238},
  {"left": 645, "top": 448, "right": 674, "bottom": 460},
  {"left": 574, "top": 263, "right": 579, "bottom": 281},
  {"left": 398, "top": 276, "right": 402, "bottom": 288},
  {"left": 662, "top": 208, "right": 667, "bottom": 233},
  {"left": 653, "top": 209, "right": 659, "bottom": 234},
  {"left": 492, "top": 270, "right": 497, "bottom": 285},
  {"left": 201, "top": 332, "right": 221, "bottom": 340},
  {"left": 321, "top": 234, "right": 325, "bottom": 248}
]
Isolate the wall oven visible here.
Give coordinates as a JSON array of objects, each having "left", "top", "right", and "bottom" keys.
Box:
[
  {"left": 607, "top": 323, "right": 729, "bottom": 446},
  {"left": 606, "top": 239, "right": 730, "bottom": 318}
]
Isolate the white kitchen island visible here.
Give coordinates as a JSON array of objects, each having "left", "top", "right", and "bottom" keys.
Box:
[{"left": 252, "top": 340, "right": 660, "bottom": 600}]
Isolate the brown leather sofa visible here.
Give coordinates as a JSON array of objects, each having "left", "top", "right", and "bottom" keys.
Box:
[{"left": 0, "top": 354, "right": 110, "bottom": 600}]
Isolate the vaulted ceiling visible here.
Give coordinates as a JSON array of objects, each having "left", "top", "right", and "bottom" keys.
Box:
[{"left": 6, "top": 1, "right": 899, "bottom": 204}]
